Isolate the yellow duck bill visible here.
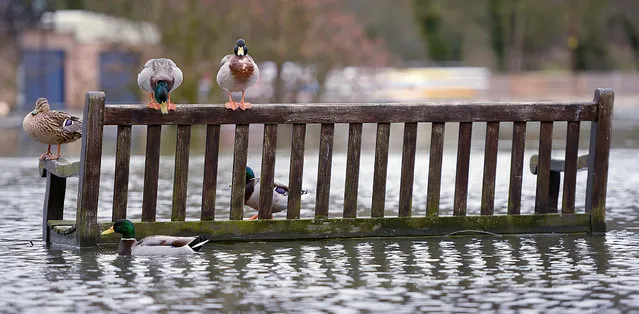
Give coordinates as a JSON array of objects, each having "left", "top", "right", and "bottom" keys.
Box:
[
  {"left": 160, "top": 102, "right": 168, "bottom": 114},
  {"left": 101, "top": 226, "right": 115, "bottom": 235}
]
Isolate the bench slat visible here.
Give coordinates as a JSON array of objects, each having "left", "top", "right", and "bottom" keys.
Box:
[
  {"left": 201, "top": 124, "right": 220, "bottom": 220},
  {"left": 258, "top": 124, "right": 278, "bottom": 219},
  {"left": 427, "top": 122, "right": 445, "bottom": 216},
  {"left": 142, "top": 125, "right": 162, "bottom": 222},
  {"left": 112, "top": 125, "right": 131, "bottom": 221},
  {"left": 230, "top": 124, "right": 249, "bottom": 220},
  {"left": 535, "top": 122, "right": 553, "bottom": 214},
  {"left": 508, "top": 122, "right": 527, "bottom": 215},
  {"left": 287, "top": 124, "right": 306, "bottom": 219},
  {"left": 399, "top": 122, "right": 418, "bottom": 217},
  {"left": 103, "top": 102, "right": 599, "bottom": 125},
  {"left": 315, "top": 123, "right": 334, "bottom": 218},
  {"left": 454, "top": 122, "right": 473, "bottom": 216},
  {"left": 171, "top": 125, "right": 191, "bottom": 221},
  {"left": 371, "top": 123, "right": 391, "bottom": 217},
  {"left": 562, "top": 121, "right": 580, "bottom": 214},
  {"left": 343, "top": 123, "right": 362, "bottom": 218},
  {"left": 481, "top": 122, "right": 500, "bottom": 215}
]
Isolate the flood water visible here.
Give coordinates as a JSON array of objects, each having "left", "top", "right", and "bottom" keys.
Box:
[{"left": 1, "top": 145, "right": 639, "bottom": 313}]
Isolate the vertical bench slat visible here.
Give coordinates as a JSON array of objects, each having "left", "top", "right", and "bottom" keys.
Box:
[
  {"left": 315, "top": 123, "right": 334, "bottom": 218},
  {"left": 427, "top": 122, "right": 445, "bottom": 216},
  {"left": 112, "top": 125, "right": 131, "bottom": 221},
  {"left": 508, "top": 122, "right": 527, "bottom": 215},
  {"left": 201, "top": 124, "right": 220, "bottom": 220},
  {"left": 371, "top": 123, "right": 391, "bottom": 217},
  {"left": 76, "top": 92, "right": 105, "bottom": 247},
  {"left": 230, "top": 124, "right": 250, "bottom": 220},
  {"left": 399, "top": 122, "right": 418, "bottom": 217},
  {"left": 343, "top": 123, "right": 362, "bottom": 218},
  {"left": 562, "top": 121, "right": 580, "bottom": 214},
  {"left": 589, "top": 89, "right": 614, "bottom": 232},
  {"left": 171, "top": 125, "right": 191, "bottom": 221},
  {"left": 535, "top": 121, "right": 553, "bottom": 214},
  {"left": 287, "top": 124, "right": 306, "bottom": 219},
  {"left": 480, "top": 122, "right": 500, "bottom": 215},
  {"left": 453, "top": 122, "right": 473, "bottom": 216},
  {"left": 258, "top": 124, "right": 278, "bottom": 219},
  {"left": 141, "top": 125, "right": 162, "bottom": 222}
]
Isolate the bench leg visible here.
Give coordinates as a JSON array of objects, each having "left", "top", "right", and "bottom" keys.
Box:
[
  {"left": 42, "top": 171, "right": 66, "bottom": 244},
  {"left": 548, "top": 170, "right": 560, "bottom": 213}
]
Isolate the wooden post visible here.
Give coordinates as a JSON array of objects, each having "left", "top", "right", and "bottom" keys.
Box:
[
  {"left": 201, "top": 124, "right": 221, "bottom": 220},
  {"left": 230, "top": 124, "right": 250, "bottom": 220},
  {"left": 287, "top": 124, "right": 306, "bottom": 219},
  {"left": 112, "top": 125, "right": 131, "bottom": 221},
  {"left": 588, "top": 88, "right": 614, "bottom": 233},
  {"left": 258, "top": 124, "right": 278, "bottom": 219},
  {"left": 171, "top": 125, "right": 191, "bottom": 221},
  {"left": 75, "top": 92, "right": 105, "bottom": 247},
  {"left": 42, "top": 170, "right": 66, "bottom": 244}
]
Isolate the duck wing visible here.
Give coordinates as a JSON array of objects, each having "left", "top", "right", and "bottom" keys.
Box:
[{"left": 137, "top": 235, "right": 198, "bottom": 247}]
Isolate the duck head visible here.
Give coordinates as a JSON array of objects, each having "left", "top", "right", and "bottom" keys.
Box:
[
  {"left": 246, "top": 166, "right": 255, "bottom": 183},
  {"left": 31, "top": 98, "right": 51, "bottom": 115},
  {"left": 101, "top": 219, "right": 136, "bottom": 238},
  {"left": 234, "top": 39, "right": 248, "bottom": 56}
]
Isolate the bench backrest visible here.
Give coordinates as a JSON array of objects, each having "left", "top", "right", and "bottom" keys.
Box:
[{"left": 74, "top": 89, "right": 613, "bottom": 246}]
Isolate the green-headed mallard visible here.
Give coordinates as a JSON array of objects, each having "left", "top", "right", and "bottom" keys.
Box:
[
  {"left": 241, "top": 166, "right": 310, "bottom": 220},
  {"left": 22, "top": 97, "right": 82, "bottom": 160},
  {"left": 217, "top": 39, "right": 259, "bottom": 111},
  {"left": 101, "top": 219, "right": 210, "bottom": 256},
  {"left": 137, "top": 58, "right": 183, "bottom": 114}
]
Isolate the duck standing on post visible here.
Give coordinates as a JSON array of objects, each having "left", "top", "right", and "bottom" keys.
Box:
[
  {"left": 217, "top": 39, "right": 260, "bottom": 111},
  {"left": 22, "top": 97, "right": 83, "bottom": 160},
  {"left": 137, "top": 58, "right": 183, "bottom": 114}
]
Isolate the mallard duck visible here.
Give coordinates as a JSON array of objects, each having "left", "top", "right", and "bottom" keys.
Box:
[
  {"left": 137, "top": 58, "right": 183, "bottom": 114},
  {"left": 101, "top": 219, "right": 210, "bottom": 256},
  {"left": 217, "top": 39, "right": 259, "bottom": 111},
  {"left": 241, "top": 166, "right": 310, "bottom": 220},
  {"left": 22, "top": 97, "right": 82, "bottom": 160}
]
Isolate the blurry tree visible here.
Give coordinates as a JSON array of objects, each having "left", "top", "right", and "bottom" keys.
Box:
[{"left": 413, "top": 0, "right": 463, "bottom": 63}]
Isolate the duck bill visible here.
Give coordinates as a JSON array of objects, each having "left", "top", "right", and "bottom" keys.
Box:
[
  {"left": 160, "top": 102, "right": 168, "bottom": 114},
  {"left": 31, "top": 109, "right": 39, "bottom": 115},
  {"left": 101, "top": 226, "right": 115, "bottom": 235},
  {"left": 237, "top": 46, "right": 244, "bottom": 56}
]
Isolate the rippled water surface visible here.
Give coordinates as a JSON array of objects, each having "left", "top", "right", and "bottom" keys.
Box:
[{"left": 1, "top": 149, "right": 639, "bottom": 313}]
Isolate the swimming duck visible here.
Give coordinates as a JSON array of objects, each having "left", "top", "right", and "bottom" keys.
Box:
[
  {"left": 242, "top": 166, "right": 310, "bottom": 220},
  {"left": 137, "top": 58, "right": 183, "bottom": 114},
  {"left": 22, "top": 97, "right": 82, "bottom": 160},
  {"left": 217, "top": 39, "right": 260, "bottom": 111},
  {"left": 101, "top": 219, "right": 210, "bottom": 256}
]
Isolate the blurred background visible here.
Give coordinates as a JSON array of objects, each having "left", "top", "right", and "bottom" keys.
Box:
[{"left": 1, "top": 0, "right": 638, "bottom": 157}]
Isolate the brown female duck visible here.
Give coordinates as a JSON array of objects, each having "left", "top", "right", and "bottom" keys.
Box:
[{"left": 22, "top": 97, "right": 82, "bottom": 160}]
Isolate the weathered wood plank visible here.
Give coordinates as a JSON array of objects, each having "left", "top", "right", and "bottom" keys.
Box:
[
  {"left": 315, "top": 123, "right": 334, "bottom": 218},
  {"left": 535, "top": 122, "right": 554, "bottom": 214},
  {"left": 454, "top": 122, "right": 473, "bottom": 216},
  {"left": 39, "top": 158, "right": 79, "bottom": 178},
  {"left": 590, "top": 88, "right": 614, "bottom": 233},
  {"left": 287, "top": 124, "right": 306, "bottom": 219},
  {"left": 371, "top": 123, "right": 391, "bottom": 217},
  {"left": 427, "top": 123, "right": 445, "bottom": 216},
  {"left": 508, "top": 122, "right": 527, "bottom": 215},
  {"left": 171, "top": 125, "right": 191, "bottom": 221},
  {"left": 76, "top": 91, "right": 105, "bottom": 247},
  {"left": 343, "top": 123, "right": 362, "bottom": 218},
  {"left": 112, "top": 125, "right": 131, "bottom": 221},
  {"left": 103, "top": 102, "right": 598, "bottom": 125},
  {"left": 562, "top": 121, "right": 580, "bottom": 214},
  {"left": 399, "top": 122, "right": 418, "bottom": 217},
  {"left": 141, "top": 125, "right": 161, "bottom": 222},
  {"left": 43, "top": 171, "right": 66, "bottom": 244},
  {"left": 94, "top": 214, "right": 592, "bottom": 244},
  {"left": 230, "top": 124, "right": 250, "bottom": 220},
  {"left": 259, "top": 124, "right": 278, "bottom": 219},
  {"left": 529, "top": 154, "right": 589, "bottom": 174},
  {"left": 201, "top": 124, "right": 220, "bottom": 220},
  {"left": 481, "top": 122, "right": 500, "bottom": 215}
]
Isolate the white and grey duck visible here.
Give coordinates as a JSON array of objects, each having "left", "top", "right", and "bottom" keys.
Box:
[
  {"left": 137, "top": 58, "right": 183, "bottom": 114},
  {"left": 217, "top": 39, "right": 260, "bottom": 111},
  {"left": 22, "top": 97, "right": 82, "bottom": 160},
  {"left": 241, "top": 166, "right": 310, "bottom": 220},
  {"left": 101, "top": 219, "right": 210, "bottom": 256}
]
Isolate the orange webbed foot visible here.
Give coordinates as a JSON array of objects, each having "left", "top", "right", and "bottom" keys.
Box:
[
  {"left": 167, "top": 102, "right": 177, "bottom": 111},
  {"left": 239, "top": 102, "right": 252, "bottom": 111},
  {"left": 148, "top": 102, "right": 161, "bottom": 110},
  {"left": 39, "top": 153, "right": 52, "bottom": 160},
  {"left": 225, "top": 102, "right": 238, "bottom": 110},
  {"left": 248, "top": 214, "right": 259, "bottom": 220}
]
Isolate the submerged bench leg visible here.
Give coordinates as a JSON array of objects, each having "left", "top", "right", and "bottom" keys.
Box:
[{"left": 42, "top": 171, "right": 66, "bottom": 244}]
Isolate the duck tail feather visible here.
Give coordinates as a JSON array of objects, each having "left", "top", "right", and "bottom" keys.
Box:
[{"left": 188, "top": 236, "right": 210, "bottom": 252}]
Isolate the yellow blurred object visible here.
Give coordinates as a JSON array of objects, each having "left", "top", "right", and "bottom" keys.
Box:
[{"left": 567, "top": 36, "right": 578, "bottom": 50}]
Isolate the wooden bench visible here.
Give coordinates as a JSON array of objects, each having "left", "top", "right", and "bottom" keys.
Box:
[{"left": 42, "top": 89, "right": 614, "bottom": 247}]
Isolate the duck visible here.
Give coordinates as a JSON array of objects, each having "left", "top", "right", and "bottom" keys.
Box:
[
  {"left": 137, "top": 58, "right": 183, "bottom": 114},
  {"left": 22, "top": 97, "right": 82, "bottom": 160},
  {"left": 217, "top": 39, "right": 260, "bottom": 111},
  {"left": 101, "top": 219, "right": 210, "bottom": 256},
  {"left": 241, "top": 166, "right": 310, "bottom": 220}
]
